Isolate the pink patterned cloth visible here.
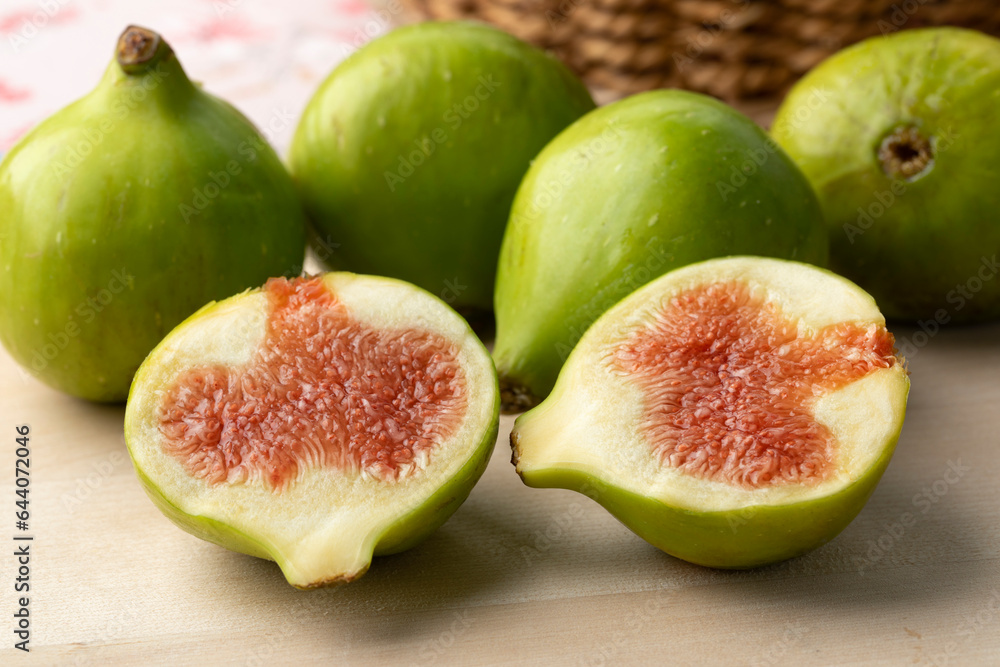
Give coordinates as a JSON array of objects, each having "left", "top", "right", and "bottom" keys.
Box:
[{"left": 0, "top": 0, "right": 398, "bottom": 157}]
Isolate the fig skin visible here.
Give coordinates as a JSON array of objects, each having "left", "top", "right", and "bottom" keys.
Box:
[
  {"left": 772, "top": 27, "right": 1000, "bottom": 323},
  {"left": 513, "top": 433, "right": 897, "bottom": 568},
  {"left": 133, "top": 430, "right": 497, "bottom": 587},
  {"left": 125, "top": 273, "right": 500, "bottom": 589},
  {"left": 493, "top": 91, "right": 828, "bottom": 412},
  {"left": 510, "top": 256, "right": 909, "bottom": 568},
  {"left": 0, "top": 26, "right": 307, "bottom": 402},
  {"left": 288, "top": 21, "right": 595, "bottom": 314},
  {"left": 133, "top": 410, "right": 498, "bottom": 588}
]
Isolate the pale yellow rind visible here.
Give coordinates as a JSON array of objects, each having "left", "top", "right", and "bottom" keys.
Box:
[
  {"left": 127, "top": 273, "right": 497, "bottom": 587},
  {"left": 514, "top": 256, "right": 909, "bottom": 512}
]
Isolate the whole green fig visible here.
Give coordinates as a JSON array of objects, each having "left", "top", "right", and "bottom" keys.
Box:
[
  {"left": 289, "top": 21, "right": 595, "bottom": 314},
  {"left": 0, "top": 26, "right": 306, "bottom": 401},
  {"left": 772, "top": 27, "right": 1000, "bottom": 323}
]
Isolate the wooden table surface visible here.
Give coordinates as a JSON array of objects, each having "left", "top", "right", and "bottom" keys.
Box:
[
  {"left": 0, "top": 317, "right": 998, "bottom": 666},
  {"left": 3, "top": 2, "right": 998, "bottom": 664}
]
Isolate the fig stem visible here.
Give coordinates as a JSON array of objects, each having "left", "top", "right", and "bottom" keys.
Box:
[
  {"left": 499, "top": 378, "right": 538, "bottom": 414},
  {"left": 116, "top": 25, "right": 171, "bottom": 74}
]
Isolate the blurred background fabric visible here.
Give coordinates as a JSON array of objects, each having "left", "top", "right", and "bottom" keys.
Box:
[
  {"left": 4, "top": 0, "right": 1000, "bottom": 160},
  {"left": 0, "top": 0, "right": 393, "bottom": 158}
]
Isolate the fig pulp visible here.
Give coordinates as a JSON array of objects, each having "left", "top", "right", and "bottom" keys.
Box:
[
  {"left": 289, "top": 21, "right": 595, "bottom": 314},
  {"left": 492, "top": 90, "right": 828, "bottom": 413},
  {"left": 125, "top": 272, "right": 499, "bottom": 588},
  {"left": 511, "top": 257, "right": 909, "bottom": 568},
  {"left": 772, "top": 27, "right": 1000, "bottom": 322},
  {"left": 0, "top": 26, "right": 306, "bottom": 401}
]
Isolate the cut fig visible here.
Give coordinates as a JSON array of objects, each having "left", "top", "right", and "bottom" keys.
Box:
[
  {"left": 511, "top": 257, "right": 909, "bottom": 568},
  {"left": 125, "top": 273, "right": 499, "bottom": 588}
]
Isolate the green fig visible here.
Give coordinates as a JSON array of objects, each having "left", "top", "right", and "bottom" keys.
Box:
[
  {"left": 125, "top": 272, "right": 499, "bottom": 588},
  {"left": 772, "top": 27, "right": 1000, "bottom": 323},
  {"left": 512, "top": 256, "right": 908, "bottom": 568},
  {"left": 288, "top": 21, "right": 595, "bottom": 314},
  {"left": 0, "top": 26, "right": 306, "bottom": 401},
  {"left": 492, "top": 90, "right": 828, "bottom": 412}
]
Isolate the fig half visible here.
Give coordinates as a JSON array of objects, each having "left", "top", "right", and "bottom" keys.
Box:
[
  {"left": 511, "top": 257, "right": 909, "bottom": 567},
  {"left": 125, "top": 273, "right": 499, "bottom": 588}
]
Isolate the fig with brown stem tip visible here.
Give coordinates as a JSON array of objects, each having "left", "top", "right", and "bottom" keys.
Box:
[{"left": 0, "top": 26, "right": 306, "bottom": 401}]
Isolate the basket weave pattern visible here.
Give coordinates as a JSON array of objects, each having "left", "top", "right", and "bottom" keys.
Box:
[{"left": 398, "top": 0, "right": 1000, "bottom": 103}]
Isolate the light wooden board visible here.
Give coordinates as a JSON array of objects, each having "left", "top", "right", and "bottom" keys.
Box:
[{"left": 0, "top": 320, "right": 998, "bottom": 666}]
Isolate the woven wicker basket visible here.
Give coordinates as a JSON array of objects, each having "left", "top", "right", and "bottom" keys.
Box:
[{"left": 398, "top": 0, "right": 1000, "bottom": 106}]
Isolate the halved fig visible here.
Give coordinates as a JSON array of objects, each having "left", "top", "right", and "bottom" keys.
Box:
[
  {"left": 125, "top": 273, "right": 499, "bottom": 588},
  {"left": 511, "top": 257, "right": 909, "bottom": 568}
]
